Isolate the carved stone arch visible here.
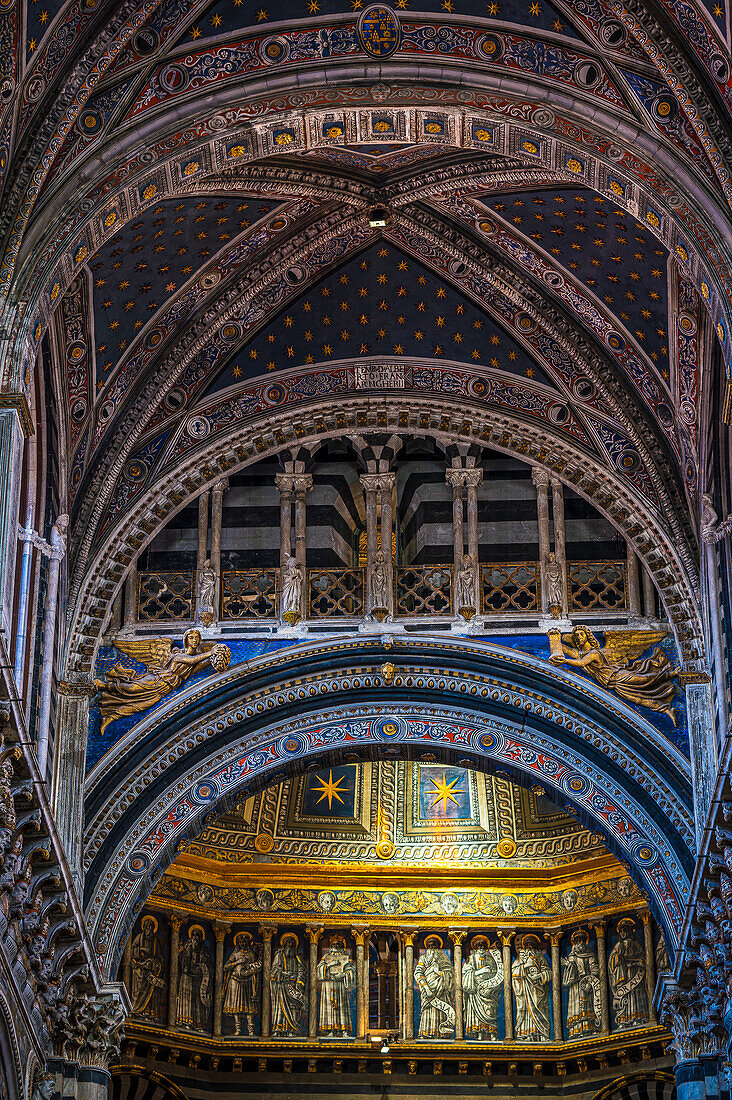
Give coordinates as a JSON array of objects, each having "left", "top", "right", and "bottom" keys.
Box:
[
  {"left": 591, "top": 1071, "right": 676, "bottom": 1100},
  {"left": 110, "top": 1066, "right": 189, "bottom": 1100},
  {"left": 69, "top": 202, "right": 694, "bottom": 594},
  {"left": 62, "top": 393, "right": 702, "bottom": 682},
  {"left": 0, "top": 985, "right": 28, "bottom": 1100},
  {"left": 82, "top": 638, "right": 693, "bottom": 975}
]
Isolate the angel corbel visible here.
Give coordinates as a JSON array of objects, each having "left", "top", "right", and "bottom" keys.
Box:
[
  {"left": 93, "top": 629, "right": 231, "bottom": 733},
  {"left": 548, "top": 625, "right": 680, "bottom": 726}
]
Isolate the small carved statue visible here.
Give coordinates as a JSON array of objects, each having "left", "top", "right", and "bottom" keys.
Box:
[
  {"left": 94, "top": 630, "right": 231, "bottom": 733},
  {"left": 223, "top": 931, "right": 262, "bottom": 1036},
  {"left": 543, "top": 552, "right": 564, "bottom": 617},
  {"left": 462, "top": 935, "right": 503, "bottom": 1040},
  {"left": 197, "top": 559, "right": 217, "bottom": 624},
  {"left": 280, "top": 554, "right": 304, "bottom": 623},
  {"left": 512, "top": 934, "right": 551, "bottom": 1042},
  {"left": 562, "top": 929, "right": 601, "bottom": 1037},
  {"left": 456, "top": 555, "right": 477, "bottom": 616},
  {"left": 270, "top": 933, "right": 307, "bottom": 1038},
  {"left": 177, "top": 925, "right": 213, "bottom": 1031},
  {"left": 370, "top": 550, "right": 389, "bottom": 613},
  {"left": 608, "top": 918, "right": 649, "bottom": 1030},
  {"left": 549, "top": 625, "right": 679, "bottom": 725},
  {"left": 656, "top": 932, "right": 672, "bottom": 974}
]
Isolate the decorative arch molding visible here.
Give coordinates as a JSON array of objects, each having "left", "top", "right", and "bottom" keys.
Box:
[
  {"left": 591, "top": 1071, "right": 676, "bottom": 1100},
  {"left": 82, "top": 637, "right": 694, "bottom": 977},
  {"left": 68, "top": 203, "right": 692, "bottom": 598},
  {"left": 63, "top": 394, "right": 702, "bottom": 682},
  {"left": 110, "top": 1065, "right": 189, "bottom": 1100},
  {"left": 20, "top": 93, "right": 731, "bottom": 361}
]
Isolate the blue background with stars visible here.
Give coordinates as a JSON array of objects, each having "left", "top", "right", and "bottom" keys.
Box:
[
  {"left": 88, "top": 195, "right": 283, "bottom": 383},
  {"left": 481, "top": 188, "right": 671, "bottom": 378},
  {"left": 205, "top": 241, "right": 554, "bottom": 391}
]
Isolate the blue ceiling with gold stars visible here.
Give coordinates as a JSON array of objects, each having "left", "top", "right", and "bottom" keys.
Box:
[
  {"left": 88, "top": 195, "right": 284, "bottom": 384},
  {"left": 205, "top": 241, "right": 555, "bottom": 394},
  {"left": 480, "top": 188, "right": 671, "bottom": 375}
]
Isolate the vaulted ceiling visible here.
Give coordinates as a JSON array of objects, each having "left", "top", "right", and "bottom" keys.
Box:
[{"left": 1, "top": 0, "right": 730, "bottom": 671}]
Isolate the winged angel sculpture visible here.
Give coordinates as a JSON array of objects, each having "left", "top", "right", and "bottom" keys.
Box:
[
  {"left": 548, "top": 625, "right": 680, "bottom": 725},
  {"left": 93, "top": 628, "right": 231, "bottom": 733}
]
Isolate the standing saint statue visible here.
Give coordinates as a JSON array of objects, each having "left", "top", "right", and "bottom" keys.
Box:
[
  {"left": 176, "top": 925, "right": 213, "bottom": 1031},
  {"left": 608, "top": 918, "right": 649, "bottom": 1029},
  {"left": 129, "top": 915, "right": 165, "bottom": 1020},
  {"left": 455, "top": 555, "right": 477, "bottom": 616},
  {"left": 414, "top": 935, "right": 456, "bottom": 1039},
  {"left": 543, "top": 552, "right": 564, "bottom": 616},
  {"left": 512, "top": 934, "right": 552, "bottom": 1042},
  {"left": 317, "top": 935, "right": 356, "bottom": 1037},
  {"left": 562, "top": 928, "right": 601, "bottom": 1038},
  {"left": 280, "top": 554, "right": 304, "bottom": 623},
  {"left": 197, "top": 559, "right": 217, "bottom": 624},
  {"left": 270, "top": 933, "right": 308, "bottom": 1038},
  {"left": 462, "top": 935, "right": 504, "bottom": 1040},
  {"left": 223, "top": 931, "right": 262, "bottom": 1036},
  {"left": 370, "top": 550, "right": 389, "bottom": 613}
]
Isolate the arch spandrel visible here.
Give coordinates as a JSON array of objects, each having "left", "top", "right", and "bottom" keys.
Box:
[{"left": 82, "top": 634, "right": 694, "bottom": 977}]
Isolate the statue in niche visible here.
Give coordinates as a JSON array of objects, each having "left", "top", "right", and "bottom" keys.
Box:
[
  {"left": 270, "top": 933, "right": 308, "bottom": 1038},
  {"left": 455, "top": 555, "right": 477, "bottom": 617},
  {"left": 176, "top": 925, "right": 213, "bottom": 1031},
  {"left": 562, "top": 928, "right": 601, "bottom": 1038},
  {"left": 548, "top": 625, "right": 679, "bottom": 725},
  {"left": 130, "top": 914, "right": 165, "bottom": 1019},
  {"left": 608, "top": 918, "right": 649, "bottom": 1029},
  {"left": 414, "top": 934, "right": 455, "bottom": 1039},
  {"left": 223, "top": 931, "right": 262, "bottom": 1036},
  {"left": 197, "top": 559, "right": 217, "bottom": 625},
  {"left": 462, "top": 934, "right": 504, "bottom": 1040},
  {"left": 370, "top": 550, "right": 389, "bottom": 614},
  {"left": 94, "top": 630, "right": 231, "bottom": 732},
  {"left": 543, "top": 552, "right": 564, "bottom": 617},
  {"left": 511, "top": 934, "right": 551, "bottom": 1042},
  {"left": 280, "top": 554, "right": 304, "bottom": 624},
  {"left": 317, "top": 934, "right": 356, "bottom": 1037}
]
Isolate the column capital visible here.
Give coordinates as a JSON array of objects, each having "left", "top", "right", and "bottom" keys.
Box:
[
  {"left": 306, "top": 924, "right": 324, "bottom": 944},
  {"left": 213, "top": 921, "right": 231, "bottom": 942},
  {"left": 359, "top": 472, "right": 394, "bottom": 492},
  {"left": 449, "top": 929, "right": 468, "bottom": 945},
  {"left": 259, "top": 924, "right": 278, "bottom": 940},
  {"left": 351, "top": 924, "right": 371, "bottom": 945},
  {"left": 531, "top": 466, "right": 550, "bottom": 489},
  {"left": 446, "top": 467, "right": 482, "bottom": 489},
  {"left": 592, "top": 919, "right": 607, "bottom": 935},
  {"left": 212, "top": 477, "right": 229, "bottom": 494},
  {"left": 401, "top": 929, "right": 418, "bottom": 947},
  {"left": 546, "top": 930, "right": 563, "bottom": 947},
  {"left": 498, "top": 929, "right": 515, "bottom": 945},
  {"left": 639, "top": 909, "right": 652, "bottom": 925},
  {"left": 169, "top": 914, "right": 184, "bottom": 931},
  {"left": 276, "top": 472, "right": 313, "bottom": 494}
]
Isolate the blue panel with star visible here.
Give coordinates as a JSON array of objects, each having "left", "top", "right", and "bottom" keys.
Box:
[
  {"left": 481, "top": 188, "right": 671, "bottom": 377},
  {"left": 302, "top": 765, "right": 357, "bottom": 817},
  {"left": 418, "top": 764, "right": 473, "bottom": 820},
  {"left": 88, "top": 195, "right": 284, "bottom": 384},
  {"left": 205, "top": 241, "right": 555, "bottom": 393}
]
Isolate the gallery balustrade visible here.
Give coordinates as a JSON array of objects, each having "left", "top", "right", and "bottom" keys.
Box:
[{"left": 136, "top": 560, "right": 628, "bottom": 624}]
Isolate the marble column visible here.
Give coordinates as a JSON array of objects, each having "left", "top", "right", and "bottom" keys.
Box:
[
  {"left": 275, "top": 474, "right": 293, "bottom": 564},
  {"left": 306, "top": 926, "right": 322, "bottom": 1039},
  {"left": 403, "top": 931, "right": 416, "bottom": 1040},
  {"left": 360, "top": 473, "right": 393, "bottom": 617},
  {"left": 447, "top": 469, "right": 464, "bottom": 572},
  {"left": 197, "top": 489, "right": 210, "bottom": 573},
  {"left": 465, "top": 470, "right": 483, "bottom": 607},
  {"left": 375, "top": 962, "right": 388, "bottom": 1029},
  {"left": 593, "top": 921, "right": 610, "bottom": 1034},
  {"left": 122, "top": 938, "right": 132, "bottom": 994},
  {"left": 641, "top": 911, "right": 657, "bottom": 1023},
  {"left": 260, "top": 925, "right": 276, "bottom": 1038},
  {"left": 352, "top": 926, "right": 370, "bottom": 1038},
  {"left": 450, "top": 930, "right": 467, "bottom": 1040},
  {"left": 550, "top": 477, "right": 566, "bottom": 568},
  {"left": 500, "top": 932, "right": 514, "bottom": 1040},
  {"left": 643, "top": 566, "right": 657, "bottom": 620},
  {"left": 213, "top": 924, "right": 228, "bottom": 1037},
  {"left": 685, "top": 674, "right": 717, "bottom": 846},
  {"left": 124, "top": 557, "right": 138, "bottom": 628},
  {"left": 168, "top": 917, "right": 183, "bottom": 1028},
  {"left": 51, "top": 681, "right": 95, "bottom": 888},
  {"left": 0, "top": 410, "right": 24, "bottom": 649},
  {"left": 379, "top": 474, "right": 396, "bottom": 617},
  {"left": 627, "top": 545, "right": 642, "bottom": 618},
  {"left": 388, "top": 961, "right": 397, "bottom": 1030},
  {"left": 210, "top": 478, "right": 228, "bottom": 616},
  {"left": 532, "top": 467, "right": 551, "bottom": 561},
  {"left": 548, "top": 932, "right": 563, "bottom": 1042},
  {"left": 294, "top": 475, "right": 313, "bottom": 570},
  {"left": 37, "top": 514, "right": 68, "bottom": 775}
]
